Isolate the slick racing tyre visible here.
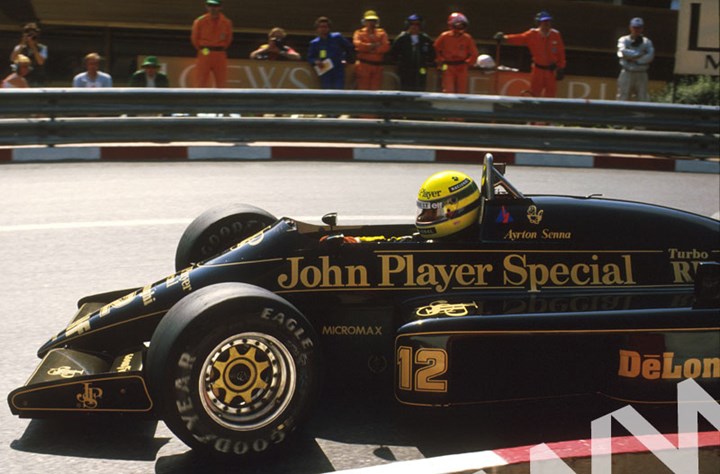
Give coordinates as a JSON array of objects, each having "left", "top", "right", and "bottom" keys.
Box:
[
  {"left": 146, "top": 283, "right": 320, "bottom": 457},
  {"left": 175, "top": 203, "right": 276, "bottom": 270}
]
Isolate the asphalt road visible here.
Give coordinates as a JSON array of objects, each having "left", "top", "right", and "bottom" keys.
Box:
[{"left": 1, "top": 161, "right": 718, "bottom": 473}]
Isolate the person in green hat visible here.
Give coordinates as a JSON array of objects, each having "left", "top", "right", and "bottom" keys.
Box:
[{"left": 129, "top": 56, "right": 170, "bottom": 87}]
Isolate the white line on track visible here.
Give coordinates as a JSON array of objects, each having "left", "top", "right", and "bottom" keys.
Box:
[{"left": 0, "top": 216, "right": 414, "bottom": 233}]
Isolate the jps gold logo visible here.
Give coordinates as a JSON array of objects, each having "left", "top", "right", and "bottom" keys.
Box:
[
  {"left": 415, "top": 300, "right": 478, "bottom": 317},
  {"left": 527, "top": 205, "right": 544, "bottom": 225},
  {"left": 47, "top": 366, "right": 84, "bottom": 378},
  {"left": 76, "top": 382, "right": 103, "bottom": 409}
]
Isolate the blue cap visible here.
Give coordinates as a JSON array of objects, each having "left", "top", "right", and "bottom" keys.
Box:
[
  {"left": 537, "top": 11, "right": 552, "bottom": 22},
  {"left": 407, "top": 14, "right": 422, "bottom": 23}
]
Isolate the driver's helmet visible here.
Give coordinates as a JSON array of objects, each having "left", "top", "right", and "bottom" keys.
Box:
[{"left": 416, "top": 171, "right": 481, "bottom": 239}]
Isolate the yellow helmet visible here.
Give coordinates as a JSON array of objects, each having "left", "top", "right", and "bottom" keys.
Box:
[
  {"left": 363, "top": 10, "right": 380, "bottom": 21},
  {"left": 416, "top": 171, "right": 481, "bottom": 239}
]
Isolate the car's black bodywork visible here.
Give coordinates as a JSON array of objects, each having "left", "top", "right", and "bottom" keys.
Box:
[{"left": 8, "top": 156, "right": 720, "bottom": 457}]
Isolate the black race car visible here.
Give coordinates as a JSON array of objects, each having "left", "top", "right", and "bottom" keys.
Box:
[{"left": 8, "top": 155, "right": 720, "bottom": 458}]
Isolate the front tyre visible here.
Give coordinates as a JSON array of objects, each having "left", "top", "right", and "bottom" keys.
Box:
[
  {"left": 175, "top": 203, "right": 276, "bottom": 271},
  {"left": 146, "top": 283, "right": 320, "bottom": 457}
]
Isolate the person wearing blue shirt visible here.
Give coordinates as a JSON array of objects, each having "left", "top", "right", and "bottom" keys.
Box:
[
  {"left": 307, "top": 16, "right": 354, "bottom": 90},
  {"left": 72, "top": 52, "right": 113, "bottom": 88}
]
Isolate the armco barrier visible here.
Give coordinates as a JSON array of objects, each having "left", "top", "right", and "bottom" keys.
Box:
[{"left": 0, "top": 89, "right": 718, "bottom": 158}]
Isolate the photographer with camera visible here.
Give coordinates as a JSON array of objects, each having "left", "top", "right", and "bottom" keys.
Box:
[
  {"left": 250, "top": 27, "right": 300, "bottom": 61},
  {"left": 9, "top": 23, "right": 47, "bottom": 87},
  {"left": 616, "top": 17, "right": 654, "bottom": 102}
]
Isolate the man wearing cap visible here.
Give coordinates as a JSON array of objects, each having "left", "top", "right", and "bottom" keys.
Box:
[
  {"left": 494, "top": 11, "right": 566, "bottom": 97},
  {"left": 353, "top": 10, "right": 390, "bottom": 90},
  {"left": 191, "top": 0, "right": 233, "bottom": 87},
  {"left": 616, "top": 17, "right": 654, "bottom": 101},
  {"left": 129, "top": 56, "right": 170, "bottom": 87},
  {"left": 390, "top": 14, "right": 435, "bottom": 91}
]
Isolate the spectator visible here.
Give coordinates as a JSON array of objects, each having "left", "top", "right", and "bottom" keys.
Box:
[
  {"left": 616, "top": 17, "right": 655, "bottom": 101},
  {"left": 2, "top": 54, "right": 31, "bottom": 88},
  {"left": 72, "top": 53, "right": 113, "bottom": 87},
  {"left": 129, "top": 56, "right": 170, "bottom": 87},
  {"left": 353, "top": 10, "right": 390, "bottom": 90},
  {"left": 434, "top": 12, "right": 478, "bottom": 94},
  {"left": 494, "top": 11, "right": 566, "bottom": 97},
  {"left": 250, "top": 27, "right": 301, "bottom": 61},
  {"left": 191, "top": 0, "right": 233, "bottom": 88},
  {"left": 9, "top": 22, "right": 47, "bottom": 86},
  {"left": 390, "top": 14, "right": 435, "bottom": 91},
  {"left": 307, "top": 16, "right": 354, "bottom": 90}
]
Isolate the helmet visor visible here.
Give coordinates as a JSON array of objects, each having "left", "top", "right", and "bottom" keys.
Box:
[{"left": 416, "top": 197, "right": 459, "bottom": 223}]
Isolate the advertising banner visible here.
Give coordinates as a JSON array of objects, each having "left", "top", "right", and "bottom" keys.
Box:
[
  {"left": 146, "top": 56, "right": 665, "bottom": 100},
  {"left": 674, "top": 0, "right": 720, "bottom": 76}
]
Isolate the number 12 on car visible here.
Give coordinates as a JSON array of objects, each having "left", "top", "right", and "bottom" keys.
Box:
[{"left": 396, "top": 346, "right": 449, "bottom": 392}]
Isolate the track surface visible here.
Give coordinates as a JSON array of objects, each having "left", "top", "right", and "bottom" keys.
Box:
[{"left": 1, "top": 161, "right": 718, "bottom": 473}]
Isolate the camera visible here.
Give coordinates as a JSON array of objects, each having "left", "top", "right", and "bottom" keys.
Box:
[{"left": 271, "top": 37, "right": 284, "bottom": 48}]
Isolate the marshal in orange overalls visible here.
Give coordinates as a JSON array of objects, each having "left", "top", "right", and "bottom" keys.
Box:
[
  {"left": 191, "top": 11, "right": 233, "bottom": 88},
  {"left": 505, "top": 28, "right": 566, "bottom": 97},
  {"left": 433, "top": 29, "right": 479, "bottom": 94},
  {"left": 353, "top": 26, "right": 390, "bottom": 90}
]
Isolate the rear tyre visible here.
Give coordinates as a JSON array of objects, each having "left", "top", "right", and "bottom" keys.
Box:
[
  {"left": 175, "top": 203, "right": 276, "bottom": 270},
  {"left": 146, "top": 283, "right": 320, "bottom": 457}
]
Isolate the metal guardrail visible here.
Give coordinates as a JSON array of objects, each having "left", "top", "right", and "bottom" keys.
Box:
[{"left": 0, "top": 89, "right": 718, "bottom": 158}]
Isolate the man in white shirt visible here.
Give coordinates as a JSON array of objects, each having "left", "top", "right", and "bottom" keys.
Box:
[{"left": 616, "top": 17, "right": 654, "bottom": 101}]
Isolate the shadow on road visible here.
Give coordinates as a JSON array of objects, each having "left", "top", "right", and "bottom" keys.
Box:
[
  {"left": 10, "top": 418, "right": 168, "bottom": 460},
  {"left": 9, "top": 393, "right": 691, "bottom": 472}
]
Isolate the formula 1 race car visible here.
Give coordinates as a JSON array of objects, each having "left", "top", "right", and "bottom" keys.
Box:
[{"left": 8, "top": 155, "right": 720, "bottom": 458}]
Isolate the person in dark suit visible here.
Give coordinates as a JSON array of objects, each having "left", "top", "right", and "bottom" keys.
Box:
[{"left": 129, "top": 56, "right": 170, "bottom": 87}]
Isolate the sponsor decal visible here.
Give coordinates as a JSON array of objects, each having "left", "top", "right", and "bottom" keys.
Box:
[
  {"left": 63, "top": 314, "right": 92, "bottom": 338},
  {"left": 502, "top": 228, "right": 572, "bottom": 241},
  {"left": 47, "top": 366, "right": 84, "bottom": 378},
  {"left": 668, "top": 248, "right": 711, "bottom": 283},
  {"left": 99, "top": 292, "right": 136, "bottom": 317},
  {"left": 495, "top": 206, "right": 514, "bottom": 224},
  {"left": 116, "top": 353, "right": 135, "bottom": 372},
  {"left": 166, "top": 269, "right": 192, "bottom": 292},
  {"left": 527, "top": 205, "right": 544, "bottom": 225},
  {"left": 618, "top": 350, "right": 720, "bottom": 380},
  {"left": 418, "top": 188, "right": 442, "bottom": 200},
  {"left": 415, "top": 300, "right": 478, "bottom": 317},
  {"left": 448, "top": 177, "right": 470, "bottom": 193},
  {"left": 276, "top": 252, "right": 636, "bottom": 293},
  {"left": 76, "top": 382, "right": 103, "bottom": 409},
  {"left": 230, "top": 228, "right": 266, "bottom": 250},
  {"left": 141, "top": 284, "right": 155, "bottom": 306},
  {"left": 321, "top": 325, "right": 383, "bottom": 336}
]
